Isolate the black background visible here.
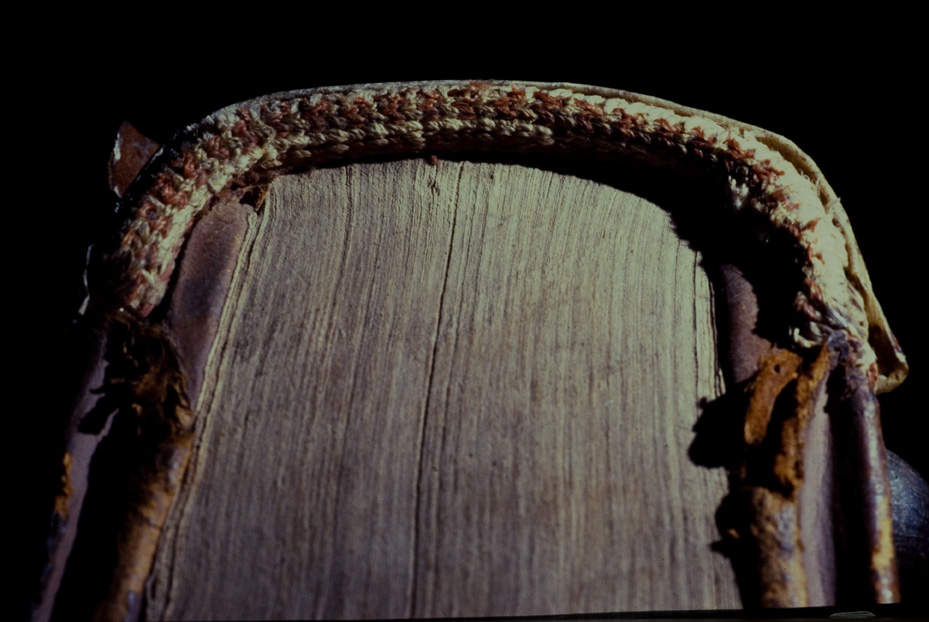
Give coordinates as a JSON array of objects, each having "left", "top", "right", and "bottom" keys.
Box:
[{"left": 14, "top": 15, "right": 925, "bottom": 618}]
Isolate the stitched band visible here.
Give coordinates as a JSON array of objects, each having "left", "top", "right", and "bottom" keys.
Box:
[{"left": 99, "top": 81, "right": 906, "bottom": 391}]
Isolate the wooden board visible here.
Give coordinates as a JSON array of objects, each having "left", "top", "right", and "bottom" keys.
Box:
[{"left": 142, "top": 159, "right": 739, "bottom": 619}]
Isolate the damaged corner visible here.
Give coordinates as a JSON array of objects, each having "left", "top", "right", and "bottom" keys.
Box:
[{"left": 51, "top": 313, "right": 195, "bottom": 622}]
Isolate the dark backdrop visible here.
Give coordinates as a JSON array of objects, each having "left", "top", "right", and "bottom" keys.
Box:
[{"left": 14, "top": 17, "right": 924, "bottom": 619}]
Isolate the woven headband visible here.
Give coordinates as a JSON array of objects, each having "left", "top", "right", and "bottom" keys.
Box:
[{"left": 97, "top": 80, "right": 906, "bottom": 392}]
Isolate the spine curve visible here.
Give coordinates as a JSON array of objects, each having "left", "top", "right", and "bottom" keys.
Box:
[{"left": 99, "top": 81, "right": 906, "bottom": 391}]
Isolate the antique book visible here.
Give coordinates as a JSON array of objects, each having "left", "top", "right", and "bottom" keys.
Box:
[{"left": 33, "top": 81, "right": 917, "bottom": 621}]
